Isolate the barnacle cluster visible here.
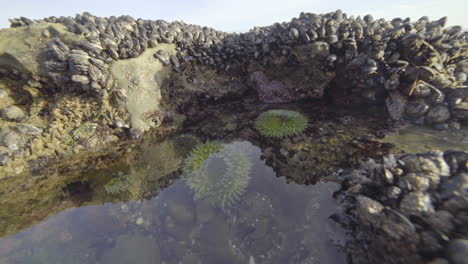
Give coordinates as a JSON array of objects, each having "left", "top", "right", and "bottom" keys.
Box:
[
  {"left": 184, "top": 142, "right": 253, "bottom": 208},
  {"left": 255, "top": 109, "right": 308, "bottom": 138}
]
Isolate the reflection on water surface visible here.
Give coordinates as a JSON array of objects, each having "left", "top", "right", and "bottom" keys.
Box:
[
  {"left": 0, "top": 140, "right": 346, "bottom": 264},
  {"left": 380, "top": 125, "right": 468, "bottom": 153}
]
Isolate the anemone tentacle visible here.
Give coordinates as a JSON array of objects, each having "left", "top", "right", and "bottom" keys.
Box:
[{"left": 255, "top": 109, "right": 308, "bottom": 138}]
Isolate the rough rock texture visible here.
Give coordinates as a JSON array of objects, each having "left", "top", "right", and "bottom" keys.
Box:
[
  {"left": 333, "top": 150, "right": 468, "bottom": 264},
  {"left": 1, "top": 10, "right": 467, "bottom": 128},
  {"left": 0, "top": 23, "right": 83, "bottom": 74},
  {"left": 0, "top": 10, "right": 467, "bottom": 176},
  {"left": 110, "top": 45, "right": 174, "bottom": 131}
]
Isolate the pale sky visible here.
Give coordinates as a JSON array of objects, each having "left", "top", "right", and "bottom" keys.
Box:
[{"left": 0, "top": 0, "right": 466, "bottom": 32}]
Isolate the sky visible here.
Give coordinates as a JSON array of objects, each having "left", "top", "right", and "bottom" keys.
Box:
[{"left": 0, "top": 0, "right": 466, "bottom": 32}]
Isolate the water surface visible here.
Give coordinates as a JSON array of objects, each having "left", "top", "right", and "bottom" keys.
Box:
[{"left": 0, "top": 140, "right": 346, "bottom": 264}]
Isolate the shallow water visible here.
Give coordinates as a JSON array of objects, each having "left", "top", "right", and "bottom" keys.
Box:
[
  {"left": 380, "top": 125, "right": 468, "bottom": 153},
  {"left": 0, "top": 140, "right": 346, "bottom": 264}
]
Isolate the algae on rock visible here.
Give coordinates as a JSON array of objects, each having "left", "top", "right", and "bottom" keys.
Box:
[{"left": 0, "top": 23, "right": 83, "bottom": 75}]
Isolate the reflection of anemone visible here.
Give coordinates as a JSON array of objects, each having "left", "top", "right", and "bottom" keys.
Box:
[
  {"left": 255, "top": 109, "right": 308, "bottom": 138},
  {"left": 104, "top": 174, "right": 132, "bottom": 194},
  {"left": 183, "top": 141, "right": 223, "bottom": 175},
  {"left": 185, "top": 143, "right": 252, "bottom": 208}
]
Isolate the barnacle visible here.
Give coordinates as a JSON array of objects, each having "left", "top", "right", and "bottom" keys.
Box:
[
  {"left": 185, "top": 143, "right": 252, "bottom": 208},
  {"left": 255, "top": 109, "right": 308, "bottom": 138}
]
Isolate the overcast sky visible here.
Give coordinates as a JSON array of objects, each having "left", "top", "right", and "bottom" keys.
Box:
[{"left": 1, "top": 0, "right": 466, "bottom": 32}]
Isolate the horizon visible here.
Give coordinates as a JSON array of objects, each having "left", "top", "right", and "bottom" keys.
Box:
[{"left": 1, "top": 0, "right": 467, "bottom": 32}]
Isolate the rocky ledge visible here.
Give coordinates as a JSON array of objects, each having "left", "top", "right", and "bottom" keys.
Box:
[
  {"left": 333, "top": 150, "right": 468, "bottom": 264},
  {"left": 0, "top": 10, "right": 467, "bottom": 264},
  {"left": 0, "top": 11, "right": 467, "bottom": 176}
]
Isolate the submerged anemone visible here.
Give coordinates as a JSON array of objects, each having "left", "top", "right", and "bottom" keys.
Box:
[
  {"left": 185, "top": 143, "right": 253, "bottom": 208},
  {"left": 255, "top": 109, "right": 308, "bottom": 138}
]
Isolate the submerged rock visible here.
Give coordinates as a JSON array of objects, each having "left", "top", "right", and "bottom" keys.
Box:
[{"left": 100, "top": 233, "right": 161, "bottom": 264}]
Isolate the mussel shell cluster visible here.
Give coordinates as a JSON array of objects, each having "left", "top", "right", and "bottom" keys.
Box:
[{"left": 5, "top": 10, "right": 468, "bottom": 128}]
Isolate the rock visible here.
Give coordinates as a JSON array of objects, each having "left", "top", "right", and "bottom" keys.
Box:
[
  {"left": 0, "top": 145, "right": 10, "bottom": 166},
  {"left": 386, "top": 91, "right": 407, "bottom": 120},
  {"left": 16, "top": 124, "right": 43, "bottom": 136},
  {"left": 110, "top": 44, "right": 175, "bottom": 131},
  {"left": 100, "top": 233, "right": 160, "bottom": 264},
  {"left": 420, "top": 231, "right": 443, "bottom": 254},
  {"left": 355, "top": 195, "right": 384, "bottom": 226},
  {"left": 405, "top": 100, "right": 429, "bottom": 118},
  {"left": 2, "top": 105, "right": 26, "bottom": 121},
  {"left": 0, "top": 88, "right": 7, "bottom": 99},
  {"left": 427, "top": 258, "right": 449, "bottom": 264},
  {"left": 399, "top": 191, "right": 434, "bottom": 216},
  {"left": 167, "top": 199, "right": 194, "bottom": 224},
  {"left": 425, "top": 105, "right": 450, "bottom": 124},
  {"left": 195, "top": 199, "right": 216, "bottom": 224},
  {"left": 398, "top": 172, "right": 430, "bottom": 191},
  {"left": 427, "top": 151, "right": 451, "bottom": 177},
  {"left": 28, "top": 155, "right": 55, "bottom": 175},
  {"left": 455, "top": 212, "right": 468, "bottom": 237},
  {"left": 452, "top": 102, "right": 468, "bottom": 120},
  {"left": 446, "top": 239, "right": 468, "bottom": 264},
  {"left": 0, "top": 23, "right": 83, "bottom": 74},
  {"left": 441, "top": 195, "right": 468, "bottom": 215},
  {"left": 250, "top": 71, "right": 291, "bottom": 103},
  {"left": 440, "top": 173, "right": 468, "bottom": 199},
  {"left": 444, "top": 151, "right": 468, "bottom": 174},
  {"left": 426, "top": 210, "right": 454, "bottom": 234},
  {"left": 0, "top": 145, "right": 9, "bottom": 156},
  {"left": 2, "top": 131, "right": 24, "bottom": 151},
  {"left": 400, "top": 153, "right": 449, "bottom": 185},
  {"left": 455, "top": 72, "right": 467, "bottom": 83}
]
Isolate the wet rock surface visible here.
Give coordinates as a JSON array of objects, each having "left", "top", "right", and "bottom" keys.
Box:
[
  {"left": 0, "top": 10, "right": 467, "bottom": 176},
  {"left": 334, "top": 150, "right": 468, "bottom": 264},
  {"left": 0, "top": 10, "right": 466, "bottom": 127},
  {"left": 0, "top": 9, "right": 467, "bottom": 264}
]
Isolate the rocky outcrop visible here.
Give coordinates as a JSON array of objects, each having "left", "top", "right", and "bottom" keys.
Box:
[
  {"left": 333, "top": 150, "right": 468, "bottom": 264},
  {"left": 0, "top": 10, "right": 467, "bottom": 177},
  {"left": 1, "top": 11, "right": 467, "bottom": 128},
  {"left": 0, "top": 23, "right": 83, "bottom": 75}
]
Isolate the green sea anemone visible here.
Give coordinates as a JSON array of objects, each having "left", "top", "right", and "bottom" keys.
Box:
[
  {"left": 185, "top": 143, "right": 253, "bottom": 208},
  {"left": 183, "top": 141, "right": 223, "bottom": 174},
  {"left": 255, "top": 109, "right": 308, "bottom": 138}
]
